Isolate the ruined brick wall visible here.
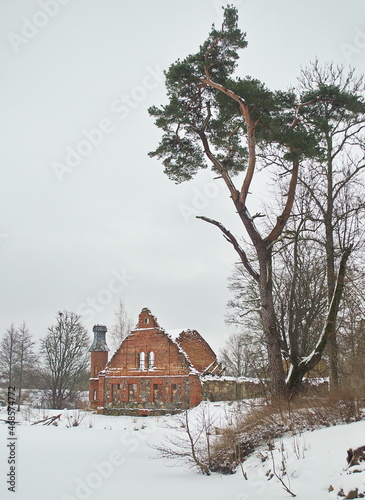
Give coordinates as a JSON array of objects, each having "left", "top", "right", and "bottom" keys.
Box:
[
  {"left": 176, "top": 330, "right": 217, "bottom": 373},
  {"left": 201, "top": 377, "right": 329, "bottom": 402},
  {"left": 201, "top": 377, "right": 263, "bottom": 402},
  {"left": 106, "top": 328, "right": 192, "bottom": 377},
  {"left": 101, "top": 374, "right": 198, "bottom": 411}
]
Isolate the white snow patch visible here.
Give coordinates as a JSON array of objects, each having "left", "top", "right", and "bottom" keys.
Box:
[{"left": 0, "top": 402, "right": 364, "bottom": 500}]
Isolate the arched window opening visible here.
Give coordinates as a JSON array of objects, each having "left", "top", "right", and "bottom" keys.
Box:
[
  {"left": 148, "top": 351, "right": 155, "bottom": 369},
  {"left": 139, "top": 351, "right": 145, "bottom": 370},
  {"left": 93, "top": 389, "right": 97, "bottom": 401}
]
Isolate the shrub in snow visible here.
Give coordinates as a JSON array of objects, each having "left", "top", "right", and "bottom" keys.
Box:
[{"left": 209, "top": 391, "right": 364, "bottom": 474}]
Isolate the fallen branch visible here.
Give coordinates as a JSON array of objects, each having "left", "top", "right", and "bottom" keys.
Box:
[{"left": 31, "top": 414, "right": 62, "bottom": 426}]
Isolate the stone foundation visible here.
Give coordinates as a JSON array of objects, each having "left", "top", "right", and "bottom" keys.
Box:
[{"left": 100, "top": 406, "right": 185, "bottom": 416}]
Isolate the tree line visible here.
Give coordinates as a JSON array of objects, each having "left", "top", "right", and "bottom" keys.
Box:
[
  {"left": 0, "top": 301, "right": 133, "bottom": 409},
  {"left": 0, "top": 312, "right": 90, "bottom": 409}
]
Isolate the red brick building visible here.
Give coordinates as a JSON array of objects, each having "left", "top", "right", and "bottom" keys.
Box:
[{"left": 89, "top": 308, "right": 222, "bottom": 415}]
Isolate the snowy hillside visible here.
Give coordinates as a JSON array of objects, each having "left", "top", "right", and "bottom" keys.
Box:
[{"left": 0, "top": 402, "right": 364, "bottom": 500}]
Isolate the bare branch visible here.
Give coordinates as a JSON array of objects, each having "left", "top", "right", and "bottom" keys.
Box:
[
  {"left": 197, "top": 127, "right": 239, "bottom": 202},
  {"left": 196, "top": 216, "right": 260, "bottom": 282},
  {"left": 266, "top": 160, "right": 299, "bottom": 244}
]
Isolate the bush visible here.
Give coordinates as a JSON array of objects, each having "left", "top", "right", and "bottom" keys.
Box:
[{"left": 210, "top": 389, "right": 364, "bottom": 474}]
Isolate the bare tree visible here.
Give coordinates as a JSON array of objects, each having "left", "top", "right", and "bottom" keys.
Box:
[
  {"left": 219, "top": 331, "right": 266, "bottom": 378},
  {"left": 0, "top": 324, "right": 19, "bottom": 387},
  {"left": 0, "top": 323, "right": 37, "bottom": 408},
  {"left": 295, "top": 62, "right": 365, "bottom": 387},
  {"left": 40, "top": 311, "right": 90, "bottom": 409},
  {"left": 272, "top": 196, "right": 329, "bottom": 369},
  {"left": 285, "top": 246, "right": 352, "bottom": 392},
  {"left": 109, "top": 300, "right": 133, "bottom": 352},
  {"left": 336, "top": 265, "right": 365, "bottom": 387},
  {"left": 15, "top": 322, "right": 36, "bottom": 410}
]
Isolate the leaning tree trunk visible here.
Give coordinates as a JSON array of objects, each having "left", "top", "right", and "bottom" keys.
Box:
[
  {"left": 286, "top": 247, "right": 351, "bottom": 395},
  {"left": 325, "top": 219, "right": 339, "bottom": 388}
]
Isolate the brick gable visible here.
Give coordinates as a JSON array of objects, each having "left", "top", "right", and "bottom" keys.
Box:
[{"left": 89, "top": 308, "right": 219, "bottom": 415}]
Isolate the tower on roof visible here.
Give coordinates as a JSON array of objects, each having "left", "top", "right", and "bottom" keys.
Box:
[
  {"left": 89, "top": 324, "right": 109, "bottom": 352},
  {"left": 89, "top": 325, "right": 109, "bottom": 407}
]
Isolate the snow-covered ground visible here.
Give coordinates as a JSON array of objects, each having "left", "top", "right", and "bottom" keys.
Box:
[{"left": 0, "top": 401, "right": 364, "bottom": 500}]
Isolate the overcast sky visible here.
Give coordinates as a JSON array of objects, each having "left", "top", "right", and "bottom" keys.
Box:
[{"left": 1, "top": 0, "right": 365, "bottom": 354}]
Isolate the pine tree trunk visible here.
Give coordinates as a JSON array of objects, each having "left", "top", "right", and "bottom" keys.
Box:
[{"left": 257, "top": 245, "right": 287, "bottom": 398}]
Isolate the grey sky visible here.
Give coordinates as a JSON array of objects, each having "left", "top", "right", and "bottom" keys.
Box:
[{"left": 1, "top": 0, "right": 365, "bottom": 354}]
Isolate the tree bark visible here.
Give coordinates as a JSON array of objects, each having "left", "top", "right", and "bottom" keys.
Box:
[{"left": 257, "top": 244, "right": 287, "bottom": 397}]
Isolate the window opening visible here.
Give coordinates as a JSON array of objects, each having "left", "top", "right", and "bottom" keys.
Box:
[
  {"left": 171, "top": 383, "right": 182, "bottom": 403},
  {"left": 148, "top": 351, "right": 155, "bottom": 369},
  {"left": 153, "top": 384, "right": 163, "bottom": 403},
  {"left": 128, "top": 383, "right": 137, "bottom": 402},
  {"left": 112, "top": 383, "right": 120, "bottom": 402},
  {"left": 139, "top": 351, "right": 145, "bottom": 370}
]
